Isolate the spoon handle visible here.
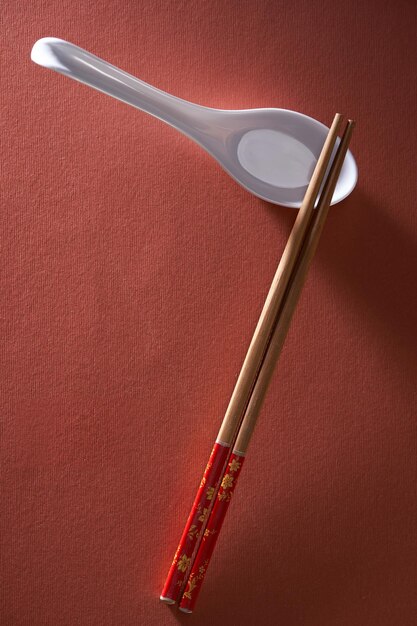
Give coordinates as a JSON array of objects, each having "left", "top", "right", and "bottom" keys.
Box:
[{"left": 31, "top": 38, "right": 209, "bottom": 140}]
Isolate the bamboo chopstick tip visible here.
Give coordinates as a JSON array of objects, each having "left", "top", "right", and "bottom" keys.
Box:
[{"left": 332, "top": 113, "right": 344, "bottom": 126}]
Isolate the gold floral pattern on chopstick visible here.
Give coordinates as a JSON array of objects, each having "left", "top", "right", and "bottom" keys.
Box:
[
  {"left": 187, "top": 525, "right": 199, "bottom": 541},
  {"left": 160, "top": 442, "right": 230, "bottom": 602},
  {"left": 229, "top": 458, "right": 241, "bottom": 472},
  {"left": 182, "top": 575, "right": 197, "bottom": 599},
  {"left": 198, "top": 507, "right": 209, "bottom": 523},
  {"left": 182, "top": 560, "right": 209, "bottom": 600},
  {"left": 217, "top": 490, "right": 232, "bottom": 502},
  {"left": 221, "top": 473, "right": 234, "bottom": 489},
  {"left": 177, "top": 553, "right": 191, "bottom": 573},
  {"left": 179, "top": 454, "right": 245, "bottom": 610}
]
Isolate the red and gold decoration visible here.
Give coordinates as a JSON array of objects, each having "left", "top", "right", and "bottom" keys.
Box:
[
  {"left": 179, "top": 453, "right": 245, "bottom": 612},
  {"left": 160, "top": 442, "right": 230, "bottom": 602}
]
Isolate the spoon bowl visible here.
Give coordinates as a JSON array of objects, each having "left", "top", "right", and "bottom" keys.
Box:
[{"left": 31, "top": 38, "right": 357, "bottom": 207}]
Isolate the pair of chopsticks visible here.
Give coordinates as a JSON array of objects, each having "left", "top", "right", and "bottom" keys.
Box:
[{"left": 160, "top": 114, "right": 355, "bottom": 613}]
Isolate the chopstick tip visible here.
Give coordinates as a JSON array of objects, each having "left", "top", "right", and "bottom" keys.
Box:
[{"left": 160, "top": 596, "right": 176, "bottom": 605}]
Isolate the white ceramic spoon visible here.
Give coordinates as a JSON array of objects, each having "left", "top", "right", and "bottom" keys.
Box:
[{"left": 31, "top": 38, "right": 357, "bottom": 207}]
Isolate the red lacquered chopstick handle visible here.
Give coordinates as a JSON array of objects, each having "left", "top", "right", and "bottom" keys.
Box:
[
  {"left": 179, "top": 452, "right": 245, "bottom": 612},
  {"left": 160, "top": 442, "right": 230, "bottom": 603}
]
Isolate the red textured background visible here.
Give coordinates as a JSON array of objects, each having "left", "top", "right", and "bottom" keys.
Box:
[{"left": 1, "top": 2, "right": 416, "bottom": 625}]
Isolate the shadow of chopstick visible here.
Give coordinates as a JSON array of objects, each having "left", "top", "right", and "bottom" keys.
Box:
[
  {"left": 263, "top": 188, "right": 417, "bottom": 380},
  {"left": 318, "top": 188, "right": 417, "bottom": 379}
]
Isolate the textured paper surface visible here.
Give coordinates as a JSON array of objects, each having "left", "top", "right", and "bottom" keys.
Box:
[{"left": 1, "top": 1, "right": 417, "bottom": 624}]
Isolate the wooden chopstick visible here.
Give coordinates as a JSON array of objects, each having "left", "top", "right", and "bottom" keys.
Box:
[
  {"left": 178, "top": 119, "right": 356, "bottom": 613},
  {"left": 160, "top": 114, "right": 344, "bottom": 605},
  {"left": 215, "top": 112, "right": 344, "bottom": 447},
  {"left": 234, "top": 121, "right": 356, "bottom": 454}
]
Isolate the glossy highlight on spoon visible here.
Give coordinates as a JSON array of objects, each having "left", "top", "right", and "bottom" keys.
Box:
[{"left": 237, "top": 129, "right": 316, "bottom": 188}]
